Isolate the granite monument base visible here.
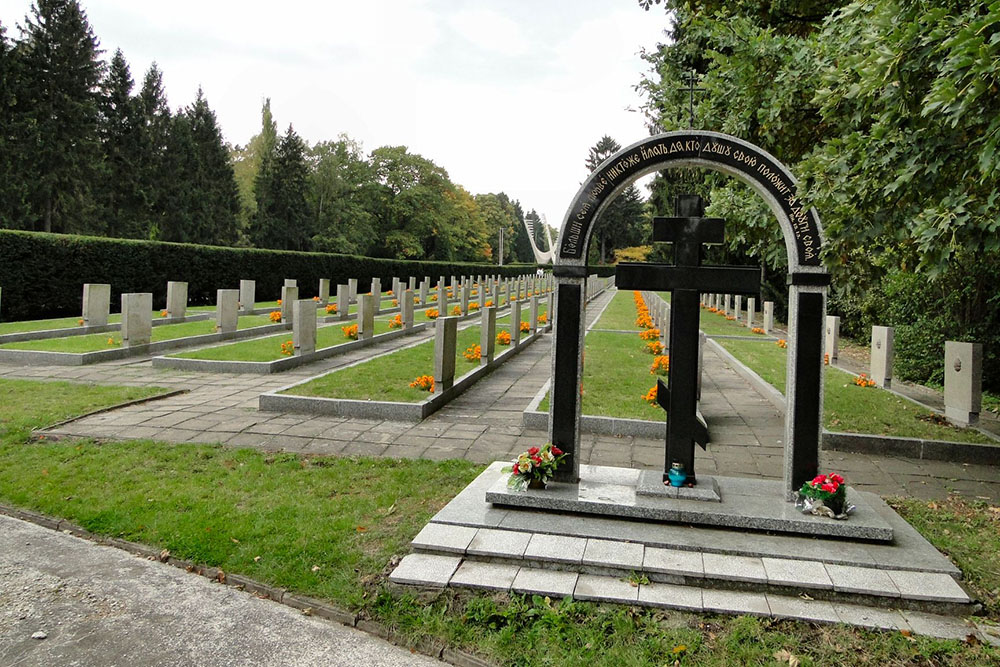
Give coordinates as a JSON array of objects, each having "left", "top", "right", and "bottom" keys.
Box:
[{"left": 485, "top": 464, "right": 893, "bottom": 542}]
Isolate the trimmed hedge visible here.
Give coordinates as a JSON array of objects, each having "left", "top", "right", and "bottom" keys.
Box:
[{"left": 0, "top": 230, "right": 615, "bottom": 321}]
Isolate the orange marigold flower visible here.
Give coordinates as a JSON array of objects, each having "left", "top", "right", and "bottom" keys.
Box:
[
  {"left": 426, "top": 309, "right": 439, "bottom": 319},
  {"left": 280, "top": 340, "right": 294, "bottom": 356},
  {"left": 537, "top": 313, "right": 547, "bottom": 325},
  {"left": 463, "top": 344, "right": 482, "bottom": 361},
  {"left": 342, "top": 323, "right": 359, "bottom": 340},
  {"left": 497, "top": 330, "right": 512, "bottom": 346},
  {"left": 650, "top": 355, "right": 670, "bottom": 375},
  {"left": 451, "top": 305, "right": 462, "bottom": 316},
  {"left": 639, "top": 328, "right": 660, "bottom": 341},
  {"left": 160, "top": 309, "right": 168, "bottom": 318},
  {"left": 388, "top": 314, "right": 403, "bottom": 329},
  {"left": 269, "top": 311, "right": 282, "bottom": 323},
  {"left": 409, "top": 374, "right": 434, "bottom": 392},
  {"left": 776, "top": 339, "right": 787, "bottom": 348},
  {"left": 277, "top": 299, "right": 282, "bottom": 306},
  {"left": 642, "top": 384, "right": 658, "bottom": 405},
  {"left": 645, "top": 340, "right": 664, "bottom": 355},
  {"left": 520, "top": 320, "right": 530, "bottom": 333},
  {"left": 325, "top": 304, "right": 338, "bottom": 314}
]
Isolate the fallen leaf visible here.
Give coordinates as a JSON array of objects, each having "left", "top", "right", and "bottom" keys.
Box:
[
  {"left": 253, "top": 556, "right": 261, "bottom": 562},
  {"left": 356, "top": 526, "right": 367, "bottom": 532},
  {"left": 311, "top": 565, "right": 321, "bottom": 572},
  {"left": 672, "top": 644, "right": 687, "bottom": 654},
  {"left": 773, "top": 649, "right": 800, "bottom": 666},
  {"left": 799, "top": 593, "right": 814, "bottom": 601},
  {"left": 230, "top": 537, "right": 240, "bottom": 544},
  {"left": 964, "top": 633, "right": 980, "bottom": 646}
]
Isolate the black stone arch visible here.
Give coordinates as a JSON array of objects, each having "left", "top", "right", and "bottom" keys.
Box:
[
  {"left": 556, "top": 130, "right": 824, "bottom": 273},
  {"left": 549, "top": 130, "right": 829, "bottom": 498}
]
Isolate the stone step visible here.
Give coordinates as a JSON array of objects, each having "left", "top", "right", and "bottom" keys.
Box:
[
  {"left": 388, "top": 553, "right": 984, "bottom": 643},
  {"left": 406, "top": 522, "right": 975, "bottom": 616}
]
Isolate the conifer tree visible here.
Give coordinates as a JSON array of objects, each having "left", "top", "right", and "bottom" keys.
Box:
[
  {"left": 98, "top": 48, "right": 144, "bottom": 238},
  {"left": 17, "top": 0, "right": 104, "bottom": 233},
  {"left": 253, "top": 125, "right": 312, "bottom": 250},
  {"left": 136, "top": 63, "right": 172, "bottom": 239},
  {"left": 0, "top": 25, "right": 30, "bottom": 229}
]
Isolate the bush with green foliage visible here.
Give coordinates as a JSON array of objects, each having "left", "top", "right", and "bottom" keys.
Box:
[{"left": 0, "top": 230, "right": 598, "bottom": 321}]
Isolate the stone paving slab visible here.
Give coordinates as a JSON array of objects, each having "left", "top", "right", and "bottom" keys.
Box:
[
  {"left": 511, "top": 568, "right": 578, "bottom": 598},
  {"left": 449, "top": 560, "right": 519, "bottom": 591},
  {"left": 387, "top": 554, "right": 460, "bottom": 587}
]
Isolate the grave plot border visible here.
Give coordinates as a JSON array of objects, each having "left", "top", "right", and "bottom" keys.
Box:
[
  {"left": 152, "top": 322, "right": 433, "bottom": 374},
  {"left": 0, "top": 311, "right": 215, "bottom": 345},
  {"left": 550, "top": 130, "right": 829, "bottom": 497},
  {"left": 258, "top": 322, "right": 553, "bottom": 421},
  {"left": 0, "top": 321, "right": 290, "bottom": 366}
]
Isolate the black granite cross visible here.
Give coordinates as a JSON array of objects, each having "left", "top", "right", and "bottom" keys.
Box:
[{"left": 617, "top": 194, "right": 760, "bottom": 484}]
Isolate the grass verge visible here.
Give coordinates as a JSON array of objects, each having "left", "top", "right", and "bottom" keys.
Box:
[
  {"left": 0, "top": 377, "right": 996, "bottom": 665},
  {"left": 717, "top": 339, "right": 996, "bottom": 445},
  {"left": 0, "top": 315, "right": 273, "bottom": 353}
]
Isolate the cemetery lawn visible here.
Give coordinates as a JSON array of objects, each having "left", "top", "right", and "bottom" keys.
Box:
[
  {"left": 0, "top": 307, "right": 216, "bottom": 336},
  {"left": 0, "top": 378, "right": 997, "bottom": 665},
  {"left": 698, "top": 307, "right": 767, "bottom": 336},
  {"left": 717, "top": 339, "right": 996, "bottom": 445},
  {"left": 593, "top": 290, "right": 643, "bottom": 330},
  {"left": 174, "top": 319, "right": 395, "bottom": 362},
  {"left": 286, "top": 307, "right": 546, "bottom": 403},
  {"left": 0, "top": 315, "right": 274, "bottom": 353}
]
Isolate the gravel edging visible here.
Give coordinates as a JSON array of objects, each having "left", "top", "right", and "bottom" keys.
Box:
[{"left": 0, "top": 503, "right": 495, "bottom": 667}]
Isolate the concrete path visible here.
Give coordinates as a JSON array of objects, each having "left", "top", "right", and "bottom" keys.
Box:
[
  {"left": 1, "top": 289, "right": 998, "bottom": 503},
  {"left": 0, "top": 514, "right": 437, "bottom": 667}
]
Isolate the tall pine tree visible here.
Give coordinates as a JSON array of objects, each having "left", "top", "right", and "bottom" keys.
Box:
[
  {"left": 0, "top": 25, "right": 30, "bottom": 229},
  {"left": 18, "top": 0, "right": 104, "bottom": 234},
  {"left": 136, "top": 63, "right": 172, "bottom": 240},
  {"left": 252, "top": 125, "right": 312, "bottom": 250},
  {"left": 98, "top": 48, "right": 144, "bottom": 238},
  {"left": 585, "top": 136, "right": 646, "bottom": 264}
]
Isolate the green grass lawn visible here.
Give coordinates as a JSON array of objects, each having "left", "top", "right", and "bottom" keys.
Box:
[
  {"left": 593, "top": 290, "right": 644, "bottom": 330},
  {"left": 287, "top": 305, "right": 547, "bottom": 403},
  {"left": 0, "top": 307, "right": 218, "bottom": 336},
  {"left": 0, "top": 377, "right": 996, "bottom": 665},
  {"left": 698, "top": 306, "right": 764, "bottom": 336},
  {"left": 175, "top": 318, "right": 397, "bottom": 362},
  {"left": 717, "top": 338, "right": 996, "bottom": 444},
  {"left": 0, "top": 315, "right": 274, "bottom": 353}
]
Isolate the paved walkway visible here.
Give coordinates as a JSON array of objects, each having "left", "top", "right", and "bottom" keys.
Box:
[
  {"left": 0, "top": 514, "right": 437, "bottom": 667},
  {"left": 0, "top": 289, "right": 998, "bottom": 502}
]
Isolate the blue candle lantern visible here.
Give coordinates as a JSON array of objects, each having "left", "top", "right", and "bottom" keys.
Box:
[{"left": 668, "top": 462, "right": 687, "bottom": 487}]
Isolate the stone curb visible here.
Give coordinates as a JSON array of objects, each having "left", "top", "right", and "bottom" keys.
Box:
[
  {"left": 522, "top": 380, "right": 662, "bottom": 438},
  {"left": 0, "top": 503, "right": 492, "bottom": 667},
  {"left": 33, "top": 388, "right": 189, "bottom": 435},
  {"left": 0, "top": 321, "right": 293, "bottom": 367},
  {"left": 707, "top": 337, "right": 1000, "bottom": 466},
  {"left": 0, "top": 312, "right": 215, "bottom": 345}
]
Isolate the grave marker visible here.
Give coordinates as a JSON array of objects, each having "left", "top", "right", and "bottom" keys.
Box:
[
  {"left": 281, "top": 285, "right": 298, "bottom": 324},
  {"left": 239, "top": 280, "right": 255, "bottom": 314},
  {"left": 480, "top": 306, "right": 496, "bottom": 365},
  {"left": 348, "top": 278, "right": 358, "bottom": 303},
  {"left": 944, "top": 341, "right": 982, "bottom": 427},
  {"left": 530, "top": 295, "right": 539, "bottom": 334},
  {"left": 747, "top": 297, "right": 756, "bottom": 329},
  {"left": 284, "top": 278, "right": 297, "bottom": 288},
  {"left": 511, "top": 298, "right": 522, "bottom": 347},
  {"left": 82, "top": 283, "right": 111, "bottom": 327},
  {"left": 336, "top": 284, "right": 349, "bottom": 320},
  {"left": 763, "top": 301, "right": 774, "bottom": 334},
  {"left": 121, "top": 293, "right": 152, "bottom": 346},
  {"left": 293, "top": 299, "right": 317, "bottom": 355},
  {"left": 825, "top": 315, "right": 840, "bottom": 361},
  {"left": 870, "top": 326, "right": 894, "bottom": 388},
  {"left": 434, "top": 316, "right": 458, "bottom": 392},
  {"left": 358, "top": 293, "right": 375, "bottom": 340},
  {"left": 216, "top": 289, "right": 239, "bottom": 333},
  {"left": 318, "top": 279, "right": 330, "bottom": 305},
  {"left": 166, "top": 281, "right": 188, "bottom": 319},
  {"left": 402, "top": 289, "right": 414, "bottom": 328}
]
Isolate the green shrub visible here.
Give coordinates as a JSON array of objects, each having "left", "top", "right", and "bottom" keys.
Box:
[{"left": 0, "top": 230, "right": 575, "bottom": 321}]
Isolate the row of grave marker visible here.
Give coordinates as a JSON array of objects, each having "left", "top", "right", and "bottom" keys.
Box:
[{"left": 708, "top": 293, "right": 984, "bottom": 428}]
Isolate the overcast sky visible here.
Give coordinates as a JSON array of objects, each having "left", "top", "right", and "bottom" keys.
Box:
[{"left": 5, "top": 0, "right": 670, "bottom": 231}]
